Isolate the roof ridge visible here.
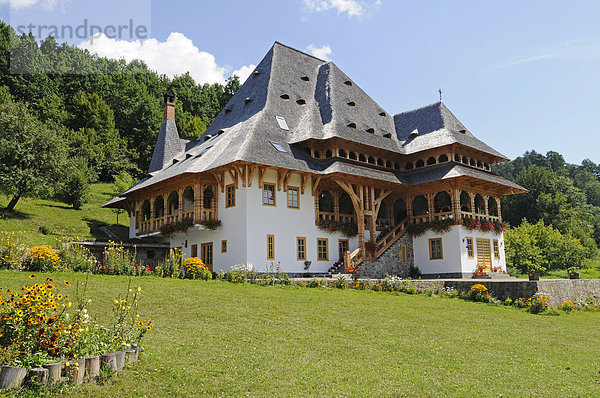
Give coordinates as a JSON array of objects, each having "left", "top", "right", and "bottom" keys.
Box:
[
  {"left": 273, "top": 41, "right": 327, "bottom": 63},
  {"left": 394, "top": 101, "right": 441, "bottom": 116}
]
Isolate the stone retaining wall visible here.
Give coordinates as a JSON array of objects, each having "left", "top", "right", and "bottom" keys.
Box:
[{"left": 434, "top": 279, "right": 600, "bottom": 306}]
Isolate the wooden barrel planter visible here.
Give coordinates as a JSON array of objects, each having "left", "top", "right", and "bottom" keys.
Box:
[
  {"left": 114, "top": 350, "right": 127, "bottom": 371},
  {"left": 100, "top": 352, "right": 118, "bottom": 372},
  {"left": 25, "top": 367, "right": 48, "bottom": 387},
  {"left": 125, "top": 345, "right": 139, "bottom": 365},
  {"left": 528, "top": 273, "right": 540, "bottom": 281},
  {"left": 0, "top": 366, "right": 27, "bottom": 390},
  {"left": 569, "top": 272, "right": 580, "bottom": 279},
  {"left": 42, "top": 362, "right": 62, "bottom": 386},
  {"left": 85, "top": 356, "right": 101, "bottom": 382},
  {"left": 64, "top": 359, "right": 86, "bottom": 384}
]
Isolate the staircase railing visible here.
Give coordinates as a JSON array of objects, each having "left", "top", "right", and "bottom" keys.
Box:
[
  {"left": 375, "top": 218, "right": 408, "bottom": 258},
  {"left": 344, "top": 247, "right": 364, "bottom": 271}
]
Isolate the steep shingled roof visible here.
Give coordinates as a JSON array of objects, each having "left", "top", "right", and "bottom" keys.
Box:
[
  {"left": 148, "top": 119, "right": 185, "bottom": 173},
  {"left": 394, "top": 102, "right": 508, "bottom": 159},
  {"left": 106, "top": 42, "right": 522, "bottom": 202}
]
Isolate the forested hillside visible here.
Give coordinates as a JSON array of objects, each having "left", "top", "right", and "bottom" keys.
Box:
[
  {"left": 0, "top": 20, "right": 240, "bottom": 211},
  {"left": 494, "top": 150, "right": 600, "bottom": 257},
  {"left": 0, "top": 20, "right": 239, "bottom": 177}
]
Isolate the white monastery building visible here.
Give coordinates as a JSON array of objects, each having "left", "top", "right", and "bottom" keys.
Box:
[{"left": 105, "top": 42, "right": 526, "bottom": 278}]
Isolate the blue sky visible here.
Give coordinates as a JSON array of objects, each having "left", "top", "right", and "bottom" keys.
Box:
[{"left": 1, "top": 0, "right": 599, "bottom": 165}]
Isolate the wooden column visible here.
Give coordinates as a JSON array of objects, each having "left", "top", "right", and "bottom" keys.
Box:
[
  {"left": 406, "top": 196, "right": 413, "bottom": 223},
  {"left": 497, "top": 197, "right": 502, "bottom": 221},
  {"left": 483, "top": 195, "right": 489, "bottom": 217},
  {"left": 452, "top": 189, "right": 461, "bottom": 221},
  {"left": 193, "top": 184, "right": 201, "bottom": 222},
  {"left": 357, "top": 185, "right": 365, "bottom": 253},
  {"left": 368, "top": 187, "right": 376, "bottom": 248},
  {"left": 178, "top": 188, "right": 184, "bottom": 219},
  {"left": 212, "top": 185, "right": 218, "bottom": 220},
  {"left": 470, "top": 192, "right": 475, "bottom": 215},
  {"left": 333, "top": 191, "right": 340, "bottom": 222}
]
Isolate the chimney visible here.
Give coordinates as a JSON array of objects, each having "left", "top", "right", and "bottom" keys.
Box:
[{"left": 163, "top": 88, "right": 175, "bottom": 120}]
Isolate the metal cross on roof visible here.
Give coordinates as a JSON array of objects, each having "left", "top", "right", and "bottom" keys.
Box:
[{"left": 439, "top": 89, "right": 443, "bottom": 102}]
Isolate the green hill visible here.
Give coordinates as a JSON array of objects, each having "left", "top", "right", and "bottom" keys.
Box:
[{"left": 0, "top": 183, "right": 129, "bottom": 246}]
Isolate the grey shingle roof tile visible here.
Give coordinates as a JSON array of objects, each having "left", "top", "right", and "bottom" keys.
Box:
[{"left": 110, "top": 42, "right": 522, "bottom": 202}]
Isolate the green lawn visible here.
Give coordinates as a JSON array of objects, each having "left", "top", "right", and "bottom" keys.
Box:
[
  {"left": 2, "top": 271, "right": 599, "bottom": 397},
  {"left": 0, "top": 184, "right": 129, "bottom": 246}
]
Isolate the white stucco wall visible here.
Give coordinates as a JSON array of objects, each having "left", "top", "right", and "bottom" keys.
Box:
[
  {"left": 157, "top": 170, "right": 360, "bottom": 273},
  {"left": 413, "top": 225, "right": 506, "bottom": 275}
]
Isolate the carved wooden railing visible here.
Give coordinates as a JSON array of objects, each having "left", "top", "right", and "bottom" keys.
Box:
[
  {"left": 344, "top": 247, "right": 364, "bottom": 271},
  {"left": 375, "top": 218, "right": 408, "bottom": 258}
]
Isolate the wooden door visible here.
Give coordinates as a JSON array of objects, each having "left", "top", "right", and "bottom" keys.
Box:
[
  {"left": 476, "top": 238, "right": 491, "bottom": 271},
  {"left": 338, "top": 239, "right": 349, "bottom": 262},
  {"left": 201, "top": 242, "right": 213, "bottom": 271}
]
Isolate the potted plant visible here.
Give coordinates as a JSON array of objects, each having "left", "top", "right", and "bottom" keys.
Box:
[
  {"left": 568, "top": 266, "right": 580, "bottom": 280},
  {"left": 527, "top": 263, "right": 546, "bottom": 281},
  {"left": 303, "top": 261, "right": 312, "bottom": 277}
]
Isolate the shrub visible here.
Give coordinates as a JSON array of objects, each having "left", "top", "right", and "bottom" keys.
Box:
[
  {"left": 505, "top": 220, "right": 587, "bottom": 274},
  {"left": 184, "top": 257, "right": 212, "bottom": 280},
  {"left": 23, "top": 245, "right": 61, "bottom": 272},
  {"left": 527, "top": 293, "right": 550, "bottom": 314},
  {"left": 0, "top": 231, "right": 27, "bottom": 270}
]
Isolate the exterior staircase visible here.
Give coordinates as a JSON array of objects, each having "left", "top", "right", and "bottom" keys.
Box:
[{"left": 343, "top": 218, "right": 408, "bottom": 272}]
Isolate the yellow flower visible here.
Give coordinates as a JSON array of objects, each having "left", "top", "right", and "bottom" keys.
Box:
[{"left": 29, "top": 274, "right": 36, "bottom": 279}]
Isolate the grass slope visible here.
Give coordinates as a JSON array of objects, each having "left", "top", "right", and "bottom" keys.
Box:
[
  {"left": 2, "top": 271, "right": 599, "bottom": 397},
  {"left": 0, "top": 184, "right": 129, "bottom": 246}
]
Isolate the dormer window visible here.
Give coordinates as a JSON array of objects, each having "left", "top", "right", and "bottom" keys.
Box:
[
  {"left": 280, "top": 94, "right": 290, "bottom": 101},
  {"left": 365, "top": 128, "right": 374, "bottom": 134},
  {"left": 244, "top": 98, "right": 253, "bottom": 105},
  {"left": 225, "top": 108, "right": 232, "bottom": 114},
  {"left": 253, "top": 70, "right": 260, "bottom": 78},
  {"left": 296, "top": 99, "right": 306, "bottom": 106},
  {"left": 347, "top": 101, "right": 356, "bottom": 107},
  {"left": 379, "top": 112, "right": 386, "bottom": 116},
  {"left": 344, "top": 80, "right": 352, "bottom": 86},
  {"left": 383, "top": 133, "right": 392, "bottom": 138},
  {"left": 301, "top": 76, "right": 310, "bottom": 82},
  {"left": 347, "top": 123, "right": 356, "bottom": 128},
  {"left": 409, "top": 129, "right": 419, "bottom": 138}
]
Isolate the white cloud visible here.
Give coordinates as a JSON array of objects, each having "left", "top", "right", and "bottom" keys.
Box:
[
  {"left": 306, "top": 44, "right": 332, "bottom": 61},
  {"left": 231, "top": 64, "right": 256, "bottom": 83},
  {"left": 501, "top": 36, "right": 600, "bottom": 68},
  {"left": 0, "top": 0, "right": 60, "bottom": 9},
  {"left": 303, "top": 0, "right": 380, "bottom": 18},
  {"left": 78, "top": 32, "right": 253, "bottom": 85}
]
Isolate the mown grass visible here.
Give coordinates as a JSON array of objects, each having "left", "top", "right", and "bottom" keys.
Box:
[
  {"left": 2, "top": 271, "right": 599, "bottom": 397},
  {"left": 0, "top": 184, "right": 129, "bottom": 246}
]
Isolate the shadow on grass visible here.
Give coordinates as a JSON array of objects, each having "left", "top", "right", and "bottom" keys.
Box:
[
  {"left": 39, "top": 203, "right": 73, "bottom": 210},
  {"left": 83, "top": 217, "right": 111, "bottom": 241},
  {"left": 0, "top": 207, "right": 31, "bottom": 220}
]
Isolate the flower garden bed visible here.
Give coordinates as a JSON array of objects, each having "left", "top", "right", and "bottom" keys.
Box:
[{"left": 0, "top": 276, "right": 153, "bottom": 391}]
